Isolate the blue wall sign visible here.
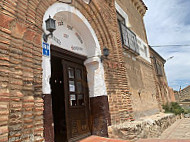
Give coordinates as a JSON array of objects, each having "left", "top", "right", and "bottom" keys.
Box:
[{"left": 42, "top": 42, "right": 50, "bottom": 57}]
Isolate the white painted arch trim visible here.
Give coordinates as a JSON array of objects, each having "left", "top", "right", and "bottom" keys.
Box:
[
  {"left": 42, "top": 2, "right": 107, "bottom": 97},
  {"left": 42, "top": 2, "right": 101, "bottom": 57}
]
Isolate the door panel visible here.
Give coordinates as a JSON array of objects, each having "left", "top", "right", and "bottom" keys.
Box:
[
  {"left": 50, "top": 56, "right": 67, "bottom": 142},
  {"left": 62, "top": 60, "right": 91, "bottom": 141}
]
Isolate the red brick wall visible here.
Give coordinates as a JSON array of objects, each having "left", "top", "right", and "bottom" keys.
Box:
[
  {"left": 115, "top": 0, "right": 160, "bottom": 118},
  {"left": 0, "top": 11, "right": 44, "bottom": 141},
  {"left": 0, "top": 0, "right": 134, "bottom": 140}
]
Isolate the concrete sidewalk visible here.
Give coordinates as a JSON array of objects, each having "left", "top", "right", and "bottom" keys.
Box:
[
  {"left": 137, "top": 118, "right": 190, "bottom": 142},
  {"left": 159, "top": 118, "right": 190, "bottom": 140},
  {"left": 137, "top": 140, "right": 190, "bottom": 142}
]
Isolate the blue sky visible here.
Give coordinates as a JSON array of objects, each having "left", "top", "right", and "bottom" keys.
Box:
[{"left": 143, "top": 0, "right": 190, "bottom": 90}]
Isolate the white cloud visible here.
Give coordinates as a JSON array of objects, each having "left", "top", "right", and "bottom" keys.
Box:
[{"left": 143, "top": 0, "right": 190, "bottom": 90}]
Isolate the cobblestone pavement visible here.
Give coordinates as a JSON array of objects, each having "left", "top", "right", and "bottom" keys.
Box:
[{"left": 159, "top": 118, "right": 190, "bottom": 140}]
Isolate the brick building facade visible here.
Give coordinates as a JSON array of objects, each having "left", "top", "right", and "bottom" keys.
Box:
[
  {"left": 178, "top": 85, "right": 190, "bottom": 109},
  {"left": 0, "top": 0, "right": 168, "bottom": 141},
  {"left": 149, "top": 47, "right": 175, "bottom": 108},
  {"left": 115, "top": 0, "right": 160, "bottom": 119},
  {"left": 179, "top": 86, "right": 190, "bottom": 102}
]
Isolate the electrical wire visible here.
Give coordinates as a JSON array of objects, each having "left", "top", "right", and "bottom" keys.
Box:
[{"left": 151, "top": 44, "right": 190, "bottom": 47}]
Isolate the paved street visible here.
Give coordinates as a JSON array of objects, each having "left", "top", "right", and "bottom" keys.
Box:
[
  {"left": 138, "top": 118, "right": 190, "bottom": 142},
  {"left": 159, "top": 118, "right": 190, "bottom": 140}
]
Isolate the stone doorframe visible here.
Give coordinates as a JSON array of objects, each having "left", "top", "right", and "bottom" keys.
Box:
[{"left": 42, "top": 3, "right": 109, "bottom": 141}]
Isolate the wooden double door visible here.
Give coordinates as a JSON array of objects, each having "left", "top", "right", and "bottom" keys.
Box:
[{"left": 50, "top": 46, "right": 91, "bottom": 142}]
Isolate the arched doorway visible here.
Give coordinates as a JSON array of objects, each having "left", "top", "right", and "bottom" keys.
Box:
[
  {"left": 42, "top": 3, "right": 107, "bottom": 142},
  {"left": 50, "top": 45, "right": 90, "bottom": 141}
]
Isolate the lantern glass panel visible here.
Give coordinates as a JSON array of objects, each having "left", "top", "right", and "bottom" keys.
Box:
[
  {"left": 103, "top": 48, "right": 109, "bottom": 57},
  {"left": 50, "top": 20, "right": 56, "bottom": 29},
  {"left": 46, "top": 19, "right": 50, "bottom": 31},
  {"left": 83, "top": 0, "right": 91, "bottom": 4}
]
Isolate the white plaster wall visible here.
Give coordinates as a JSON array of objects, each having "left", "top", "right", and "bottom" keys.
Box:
[
  {"left": 52, "top": 13, "right": 87, "bottom": 56},
  {"left": 136, "top": 36, "right": 151, "bottom": 62},
  {"left": 84, "top": 57, "right": 107, "bottom": 97},
  {"left": 42, "top": 38, "right": 52, "bottom": 94},
  {"left": 42, "top": 3, "right": 107, "bottom": 97}
]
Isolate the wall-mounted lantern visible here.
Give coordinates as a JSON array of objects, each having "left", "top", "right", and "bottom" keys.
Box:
[
  {"left": 83, "top": 0, "right": 92, "bottom": 4},
  {"left": 101, "top": 47, "right": 110, "bottom": 62},
  {"left": 43, "top": 16, "right": 56, "bottom": 42}
]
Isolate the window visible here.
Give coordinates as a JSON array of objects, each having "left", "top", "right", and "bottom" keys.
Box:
[
  {"left": 117, "top": 12, "right": 126, "bottom": 41},
  {"left": 120, "top": 24, "right": 139, "bottom": 55},
  {"left": 68, "top": 67, "right": 85, "bottom": 106},
  {"left": 156, "top": 62, "right": 163, "bottom": 76},
  {"left": 117, "top": 12, "right": 126, "bottom": 25},
  {"left": 117, "top": 11, "right": 139, "bottom": 56}
]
